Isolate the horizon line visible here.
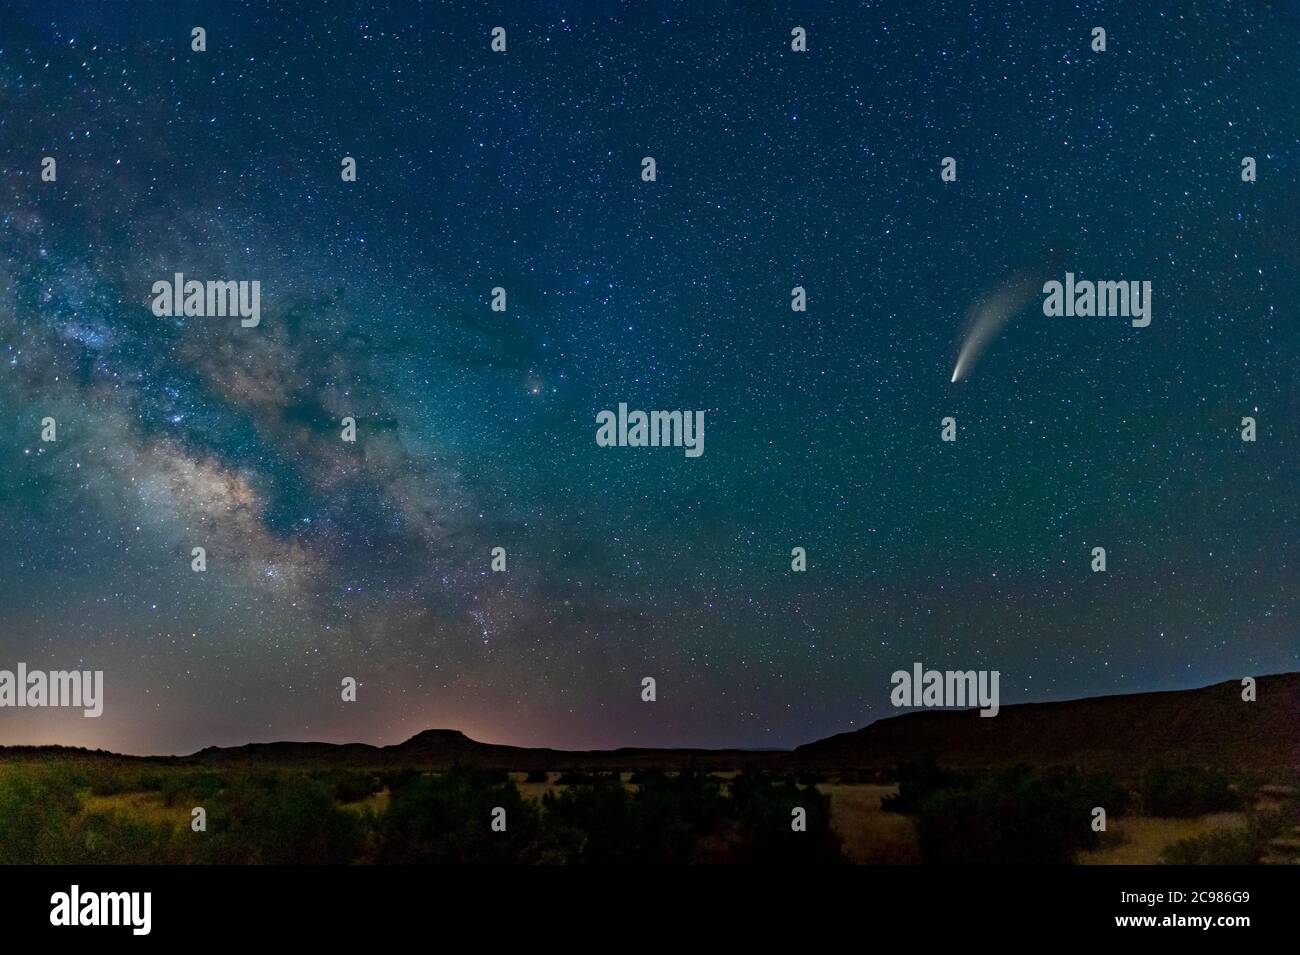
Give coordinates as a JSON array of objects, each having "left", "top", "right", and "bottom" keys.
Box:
[{"left": 0, "top": 670, "right": 1289, "bottom": 760}]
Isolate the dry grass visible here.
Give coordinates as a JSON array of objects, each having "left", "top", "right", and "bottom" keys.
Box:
[
  {"left": 511, "top": 771, "right": 559, "bottom": 802},
  {"left": 1078, "top": 812, "right": 1248, "bottom": 864},
  {"left": 511, "top": 771, "right": 639, "bottom": 802},
  {"left": 816, "top": 785, "right": 1264, "bottom": 865},
  {"left": 816, "top": 783, "right": 922, "bottom": 864},
  {"left": 81, "top": 791, "right": 191, "bottom": 827},
  {"left": 342, "top": 789, "right": 390, "bottom": 814}
]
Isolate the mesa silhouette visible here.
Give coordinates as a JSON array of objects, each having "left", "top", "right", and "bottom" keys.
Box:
[{"left": 3, "top": 673, "right": 1295, "bottom": 776}]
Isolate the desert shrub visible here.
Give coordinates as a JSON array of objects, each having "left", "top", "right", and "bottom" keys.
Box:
[
  {"left": 629, "top": 771, "right": 727, "bottom": 862},
  {"left": 524, "top": 769, "right": 549, "bottom": 784},
  {"left": 621, "top": 767, "right": 662, "bottom": 785},
  {"left": 135, "top": 770, "right": 166, "bottom": 792},
  {"left": 723, "top": 770, "right": 843, "bottom": 864},
  {"left": 76, "top": 810, "right": 195, "bottom": 864},
  {"left": 1162, "top": 810, "right": 1290, "bottom": 864},
  {"left": 160, "top": 770, "right": 223, "bottom": 807},
  {"left": 0, "top": 767, "right": 83, "bottom": 863},
  {"left": 378, "top": 767, "right": 423, "bottom": 793},
  {"left": 542, "top": 776, "right": 635, "bottom": 863},
  {"left": 82, "top": 764, "right": 168, "bottom": 795},
  {"left": 882, "top": 755, "right": 972, "bottom": 814},
  {"left": 831, "top": 769, "right": 890, "bottom": 785},
  {"left": 311, "top": 768, "right": 379, "bottom": 804},
  {"left": 1045, "top": 766, "right": 1132, "bottom": 818},
  {"left": 87, "top": 767, "right": 139, "bottom": 797},
  {"left": 542, "top": 771, "right": 730, "bottom": 864},
  {"left": 1141, "top": 766, "right": 1243, "bottom": 817},
  {"left": 913, "top": 766, "right": 1112, "bottom": 864},
  {"left": 202, "top": 771, "right": 364, "bottom": 864},
  {"left": 376, "top": 764, "right": 541, "bottom": 864},
  {"left": 1163, "top": 828, "right": 1256, "bottom": 865}
]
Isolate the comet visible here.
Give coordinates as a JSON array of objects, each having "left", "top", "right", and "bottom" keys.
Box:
[{"left": 950, "top": 267, "right": 1046, "bottom": 383}]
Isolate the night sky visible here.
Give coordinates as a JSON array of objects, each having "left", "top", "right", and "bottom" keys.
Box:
[{"left": 1, "top": 1, "right": 1296, "bottom": 756}]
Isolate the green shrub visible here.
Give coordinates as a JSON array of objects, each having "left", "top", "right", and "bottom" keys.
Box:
[
  {"left": 724, "top": 770, "right": 843, "bottom": 864},
  {"left": 160, "top": 770, "right": 223, "bottom": 807},
  {"left": 542, "top": 776, "right": 635, "bottom": 863},
  {"left": 379, "top": 767, "right": 423, "bottom": 793},
  {"left": 882, "top": 755, "right": 971, "bottom": 814},
  {"left": 913, "top": 766, "right": 1116, "bottom": 864},
  {"left": 0, "top": 767, "right": 83, "bottom": 863},
  {"left": 202, "top": 772, "right": 364, "bottom": 864},
  {"left": 543, "top": 771, "right": 735, "bottom": 864},
  {"left": 1141, "top": 766, "right": 1243, "bottom": 817},
  {"left": 376, "top": 764, "right": 541, "bottom": 864},
  {"left": 1162, "top": 810, "right": 1290, "bottom": 864},
  {"left": 311, "top": 768, "right": 379, "bottom": 804},
  {"left": 77, "top": 810, "right": 193, "bottom": 864}
]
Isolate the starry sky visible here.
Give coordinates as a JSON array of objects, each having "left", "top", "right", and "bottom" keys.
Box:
[{"left": 1, "top": 1, "right": 1296, "bottom": 756}]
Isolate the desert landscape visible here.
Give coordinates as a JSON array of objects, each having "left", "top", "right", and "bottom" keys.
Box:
[{"left": 3, "top": 674, "right": 1294, "bottom": 865}]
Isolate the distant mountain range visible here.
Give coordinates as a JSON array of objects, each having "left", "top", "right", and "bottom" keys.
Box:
[
  {"left": 188, "top": 728, "right": 775, "bottom": 771},
  {"left": 3, "top": 673, "right": 1296, "bottom": 776},
  {"left": 790, "top": 672, "right": 1298, "bottom": 774}
]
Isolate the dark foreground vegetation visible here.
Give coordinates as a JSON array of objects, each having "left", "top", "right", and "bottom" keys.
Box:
[
  {"left": 0, "top": 761, "right": 841, "bottom": 864},
  {"left": 1, "top": 756, "right": 1291, "bottom": 864},
  {"left": 881, "top": 757, "right": 1295, "bottom": 865}
]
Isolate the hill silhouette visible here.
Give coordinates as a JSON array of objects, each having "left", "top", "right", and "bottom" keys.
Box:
[
  {"left": 2, "top": 673, "right": 1294, "bottom": 776},
  {"left": 791, "top": 672, "right": 1298, "bottom": 773},
  {"left": 187, "top": 727, "right": 774, "bottom": 771}
]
